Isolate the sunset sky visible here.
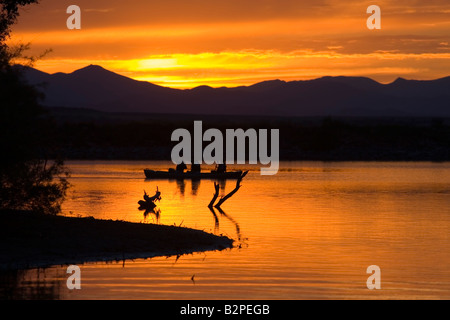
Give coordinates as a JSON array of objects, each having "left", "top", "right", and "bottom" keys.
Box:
[{"left": 8, "top": 0, "right": 450, "bottom": 88}]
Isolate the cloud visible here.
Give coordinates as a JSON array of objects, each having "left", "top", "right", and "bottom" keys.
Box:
[
  {"left": 8, "top": 0, "right": 450, "bottom": 87},
  {"left": 83, "top": 8, "right": 114, "bottom": 13}
]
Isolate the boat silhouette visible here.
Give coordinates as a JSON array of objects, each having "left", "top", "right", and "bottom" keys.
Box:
[{"left": 144, "top": 168, "right": 243, "bottom": 180}]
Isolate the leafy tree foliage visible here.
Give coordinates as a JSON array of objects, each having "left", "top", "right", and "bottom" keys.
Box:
[{"left": 1, "top": 0, "right": 69, "bottom": 215}]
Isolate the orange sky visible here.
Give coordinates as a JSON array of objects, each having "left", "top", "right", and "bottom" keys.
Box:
[{"left": 8, "top": 0, "right": 450, "bottom": 88}]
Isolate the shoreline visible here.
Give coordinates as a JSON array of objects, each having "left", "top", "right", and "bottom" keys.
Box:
[{"left": 0, "top": 210, "right": 234, "bottom": 271}]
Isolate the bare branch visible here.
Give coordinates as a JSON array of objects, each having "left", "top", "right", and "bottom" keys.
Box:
[
  {"left": 208, "top": 182, "right": 220, "bottom": 208},
  {"left": 214, "top": 171, "right": 248, "bottom": 208}
]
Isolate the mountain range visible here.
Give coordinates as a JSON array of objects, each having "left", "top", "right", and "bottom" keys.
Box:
[{"left": 20, "top": 65, "right": 450, "bottom": 117}]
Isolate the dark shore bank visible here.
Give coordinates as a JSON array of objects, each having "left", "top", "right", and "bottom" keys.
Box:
[
  {"left": 0, "top": 210, "right": 234, "bottom": 270},
  {"left": 46, "top": 109, "right": 450, "bottom": 162}
]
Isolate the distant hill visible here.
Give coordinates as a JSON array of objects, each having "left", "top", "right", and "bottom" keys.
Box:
[{"left": 19, "top": 65, "right": 450, "bottom": 117}]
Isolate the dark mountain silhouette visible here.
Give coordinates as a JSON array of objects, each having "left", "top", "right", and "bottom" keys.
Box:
[{"left": 19, "top": 64, "right": 450, "bottom": 117}]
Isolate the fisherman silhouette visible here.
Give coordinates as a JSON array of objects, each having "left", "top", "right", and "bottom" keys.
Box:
[
  {"left": 215, "top": 164, "right": 226, "bottom": 173},
  {"left": 176, "top": 162, "right": 187, "bottom": 173}
]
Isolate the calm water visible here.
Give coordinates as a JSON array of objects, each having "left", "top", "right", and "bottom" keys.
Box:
[{"left": 3, "top": 161, "right": 450, "bottom": 299}]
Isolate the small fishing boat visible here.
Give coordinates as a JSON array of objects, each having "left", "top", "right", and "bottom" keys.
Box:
[{"left": 144, "top": 169, "right": 243, "bottom": 180}]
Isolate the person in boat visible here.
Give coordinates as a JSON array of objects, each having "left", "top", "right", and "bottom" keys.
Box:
[
  {"left": 191, "top": 163, "right": 201, "bottom": 173},
  {"left": 215, "top": 163, "right": 227, "bottom": 173},
  {"left": 176, "top": 162, "right": 187, "bottom": 173}
]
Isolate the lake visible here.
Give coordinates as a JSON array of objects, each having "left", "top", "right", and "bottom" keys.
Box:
[{"left": 2, "top": 161, "right": 450, "bottom": 299}]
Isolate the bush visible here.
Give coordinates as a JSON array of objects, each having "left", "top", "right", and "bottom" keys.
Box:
[{"left": 0, "top": 0, "right": 69, "bottom": 215}]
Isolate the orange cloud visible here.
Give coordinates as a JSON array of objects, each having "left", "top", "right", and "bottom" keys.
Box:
[{"left": 8, "top": 0, "right": 450, "bottom": 88}]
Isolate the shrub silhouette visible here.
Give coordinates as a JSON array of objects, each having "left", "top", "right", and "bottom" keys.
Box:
[{"left": 1, "top": 0, "right": 69, "bottom": 215}]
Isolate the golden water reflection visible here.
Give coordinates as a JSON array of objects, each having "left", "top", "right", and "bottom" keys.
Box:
[{"left": 3, "top": 161, "right": 450, "bottom": 299}]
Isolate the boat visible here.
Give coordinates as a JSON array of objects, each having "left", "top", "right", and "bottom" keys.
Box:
[{"left": 144, "top": 169, "right": 243, "bottom": 180}]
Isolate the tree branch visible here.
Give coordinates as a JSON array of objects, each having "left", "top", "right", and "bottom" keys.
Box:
[
  {"left": 214, "top": 171, "right": 248, "bottom": 208},
  {"left": 208, "top": 182, "right": 220, "bottom": 208}
]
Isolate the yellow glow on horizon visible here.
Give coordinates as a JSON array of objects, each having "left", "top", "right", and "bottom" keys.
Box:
[
  {"left": 135, "top": 59, "right": 179, "bottom": 70},
  {"left": 5, "top": 0, "right": 450, "bottom": 88},
  {"left": 26, "top": 50, "right": 450, "bottom": 89}
]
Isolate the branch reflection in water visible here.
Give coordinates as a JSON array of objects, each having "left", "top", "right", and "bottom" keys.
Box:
[
  {"left": 208, "top": 206, "right": 242, "bottom": 241},
  {"left": 207, "top": 172, "right": 249, "bottom": 242}
]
